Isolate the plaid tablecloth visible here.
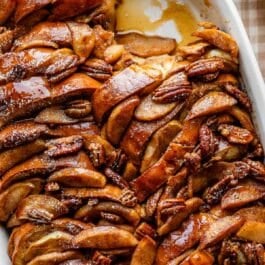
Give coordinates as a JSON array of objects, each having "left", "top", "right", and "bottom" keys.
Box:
[{"left": 234, "top": 0, "right": 265, "bottom": 77}]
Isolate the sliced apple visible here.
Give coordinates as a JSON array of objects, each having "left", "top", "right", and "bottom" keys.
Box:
[
  {"left": 47, "top": 122, "right": 99, "bottom": 138},
  {"left": 236, "top": 221, "right": 265, "bottom": 243},
  {"left": 0, "top": 139, "right": 46, "bottom": 176},
  {"left": 131, "top": 118, "right": 203, "bottom": 202},
  {"left": 74, "top": 201, "right": 140, "bottom": 226},
  {"left": 25, "top": 231, "right": 74, "bottom": 262},
  {"left": 186, "top": 91, "right": 237, "bottom": 120},
  {"left": 135, "top": 94, "right": 177, "bottom": 122},
  {"left": 0, "top": 155, "right": 55, "bottom": 190},
  {"left": 131, "top": 236, "right": 156, "bottom": 265},
  {"left": 0, "top": 182, "right": 33, "bottom": 222},
  {"left": 0, "top": 121, "right": 48, "bottom": 150},
  {"left": 156, "top": 215, "right": 202, "bottom": 265},
  {"left": 27, "top": 251, "right": 83, "bottom": 265},
  {"left": 106, "top": 96, "right": 140, "bottom": 145},
  {"left": 16, "top": 195, "right": 68, "bottom": 223},
  {"left": 235, "top": 207, "right": 265, "bottom": 222},
  {"left": 35, "top": 107, "right": 80, "bottom": 124},
  {"left": 199, "top": 215, "right": 244, "bottom": 249},
  {"left": 141, "top": 120, "right": 182, "bottom": 172},
  {"left": 180, "top": 250, "right": 214, "bottom": 265},
  {"left": 121, "top": 103, "right": 183, "bottom": 165},
  {"left": 48, "top": 167, "right": 106, "bottom": 188},
  {"left": 92, "top": 64, "right": 161, "bottom": 123},
  {"left": 228, "top": 106, "right": 255, "bottom": 132},
  {"left": 192, "top": 28, "right": 239, "bottom": 59},
  {"left": 52, "top": 73, "right": 101, "bottom": 102},
  {"left": 52, "top": 218, "right": 93, "bottom": 235},
  {"left": 0, "top": 77, "right": 51, "bottom": 128},
  {"left": 62, "top": 185, "right": 122, "bottom": 202},
  {"left": 11, "top": 223, "right": 54, "bottom": 265},
  {"left": 73, "top": 226, "right": 138, "bottom": 249},
  {"left": 116, "top": 33, "right": 176, "bottom": 58},
  {"left": 221, "top": 181, "right": 265, "bottom": 210}
]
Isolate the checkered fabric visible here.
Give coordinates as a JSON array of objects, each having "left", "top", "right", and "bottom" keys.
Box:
[{"left": 233, "top": 0, "right": 265, "bottom": 78}]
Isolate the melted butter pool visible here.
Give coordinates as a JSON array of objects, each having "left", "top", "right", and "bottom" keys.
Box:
[{"left": 116, "top": 0, "right": 198, "bottom": 45}]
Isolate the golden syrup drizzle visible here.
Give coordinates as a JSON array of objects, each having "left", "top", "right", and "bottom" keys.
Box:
[{"left": 116, "top": 0, "right": 198, "bottom": 45}]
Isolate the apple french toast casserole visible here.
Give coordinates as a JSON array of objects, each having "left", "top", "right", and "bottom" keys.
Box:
[{"left": 0, "top": 0, "right": 264, "bottom": 264}]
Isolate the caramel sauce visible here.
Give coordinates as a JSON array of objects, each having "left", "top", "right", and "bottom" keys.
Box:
[{"left": 116, "top": 0, "right": 198, "bottom": 45}]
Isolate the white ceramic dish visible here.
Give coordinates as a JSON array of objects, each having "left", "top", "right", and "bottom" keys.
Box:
[{"left": 1, "top": 1, "right": 265, "bottom": 264}]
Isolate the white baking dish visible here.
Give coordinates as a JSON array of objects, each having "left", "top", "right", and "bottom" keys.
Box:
[{"left": 1, "top": 0, "right": 264, "bottom": 264}]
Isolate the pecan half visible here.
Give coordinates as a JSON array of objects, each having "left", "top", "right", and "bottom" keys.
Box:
[
  {"left": 92, "top": 251, "right": 111, "bottom": 265},
  {"left": 81, "top": 58, "right": 112, "bottom": 81},
  {"left": 119, "top": 188, "right": 138, "bottom": 208},
  {"left": 104, "top": 167, "right": 129, "bottom": 189},
  {"left": 152, "top": 72, "right": 192, "bottom": 103},
  {"left": 87, "top": 142, "right": 106, "bottom": 168},
  {"left": 64, "top": 100, "right": 92, "bottom": 119},
  {"left": 158, "top": 198, "right": 186, "bottom": 219},
  {"left": 199, "top": 124, "right": 218, "bottom": 158}
]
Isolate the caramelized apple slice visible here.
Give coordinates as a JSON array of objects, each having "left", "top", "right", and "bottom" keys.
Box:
[
  {"left": 73, "top": 226, "right": 138, "bottom": 249},
  {"left": 92, "top": 64, "right": 161, "bottom": 122},
  {"left": 48, "top": 167, "right": 106, "bottom": 188},
  {"left": 228, "top": 106, "right": 255, "bottom": 132},
  {"left": 199, "top": 215, "right": 244, "bottom": 249},
  {"left": 14, "top": 0, "right": 54, "bottom": 23},
  {"left": 50, "top": 0, "right": 103, "bottom": 20},
  {"left": 47, "top": 122, "right": 99, "bottom": 137},
  {"left": 75, "top": 201, "right": 140, "bottom": 226},
  {"left": 135, "top": 94, "right": 177, "bottom": 122},
  {"left": 186, "top": 91, "right": 237, "bottom": 120},
  {"left": 236, "top": 221, "right": 265, "bottom": 243},
  {"left": 0, "top": 121, "right": 48, "bottom": 150},
  {"left": 10, "top": 223, "right": 54, "bottom": 264},
  {"left": 235, "top": 207, "right": 265, "bottom": 222},
  {"left": 16, "top": 195, "right": 68, "bottom": 223},
  {"left": 0, "top": 77, "right": 51, "bottom": 128},
  {"left": 192, "top": 28, "right": 239, "bottom": 59},
  {"left": 0, "top": 155, "right": 55, "bottom": 190},
  {"left": 156, "top": 215, "right": 202, "bottom": 265},
  {"left": 25, "top": 231, "right": 74, "bottom": 262},
  {"left": 221, "top": 181, "right": 265, "bottom": 210},
  {"left": 35, "top": 107, "right": 82, "bottom": 124},
  {"left": 106, "top": 96, "right": 140, "bottom": 145},
  {"left": 116, "top": 33, "right": 176, "bottom": 57},
  {"left": 13, "top": 22, "right": 72, "bottom": 51},
  {"left": 27, "top": 251, "right": 83, "bottom": 265},
  {"left": 132, "top": 118, "right": 203, "bottom": 201},
  {"left": 54, "top": 151, "right": 95, "bottom": 170},
  {"left": 62, "top": 185, "right": 122, "bottom": 202},
  {"left": 121, "top": 103, "right": 184, "bottom": 165},
  {"left": 52, "top": 218, "right": 93, "bottom": 235},
  {"left": 0, "top": 182, "right": 34, "bottom": 222},
  {"left": 180, "top": 250, "right": 214, "bottom": 265},
  {"left": 157, "top": 197, "right": 204, "bottom": 236},
  {"left": 52, "top": 73, "right": 101, "bottom": 102},
  {"left": 0, "top": 139, "right": 46, "bottom": 176},
  {"left": 141, "top": 120, "right": 182, "bottom": 172},
  {"left": 131, "top": 236, "right": 156, "bottom": 265}
]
